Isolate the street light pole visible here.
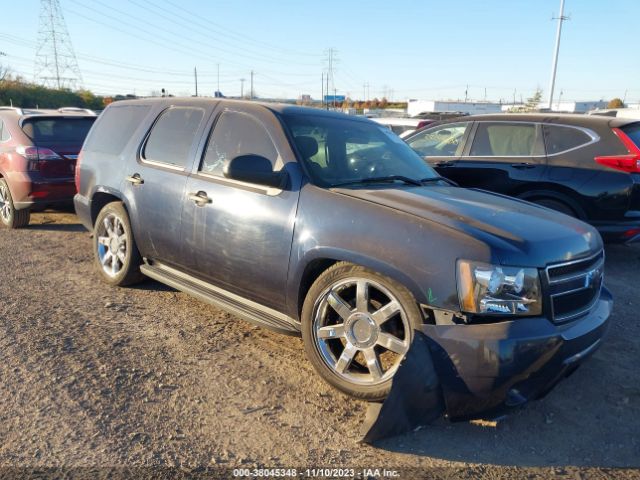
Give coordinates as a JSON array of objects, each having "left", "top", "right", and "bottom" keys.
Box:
[{"left": 547, "top": 0, "right": 567, "bottom": 110}]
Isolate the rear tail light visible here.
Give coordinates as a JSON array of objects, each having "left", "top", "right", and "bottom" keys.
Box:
[
  {"left": 594, "top": 128, "right": 640, "bottom": 173},
  {"left": 623, "top": 228, "right": 640, "bottom": 240},
  {"left": 16, "top": 146, "right": 62, "bottom": 171},
  {"left": 75, "top": 150, "right": 84, "bottom": 192}
]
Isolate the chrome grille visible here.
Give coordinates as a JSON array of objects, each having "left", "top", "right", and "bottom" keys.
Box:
[{"left": 545, "top": 251, "right": 604, "bottom": 324}]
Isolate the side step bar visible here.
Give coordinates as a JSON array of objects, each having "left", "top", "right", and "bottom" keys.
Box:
[{"left": 140, "top": 262, "right": 300, "bottom": 335}]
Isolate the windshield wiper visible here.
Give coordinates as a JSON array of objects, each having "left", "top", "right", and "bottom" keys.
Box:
[
  {"left": 332, "top": 175, "right": 423, "bottom": 188},
  {"left": 421, "top": 176, "right": 459, "bottom": 187}
]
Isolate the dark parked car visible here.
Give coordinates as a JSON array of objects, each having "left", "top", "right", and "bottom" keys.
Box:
[
  {"left": 75, "top": 98, "right": 611, "bottom": 420},
  {"left": 0, "top": 106, "right": 96, "bottom": 228},
  {"left": 404, "top": 113, "right": 640, "bottom": 243}
]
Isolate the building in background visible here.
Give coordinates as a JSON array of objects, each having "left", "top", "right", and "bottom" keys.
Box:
[
  {"left": 548, "top": 100, "right": 608, "bottom": 113},
  {"left": 407, "top": 100, "right": 503, "bottom": 117}
]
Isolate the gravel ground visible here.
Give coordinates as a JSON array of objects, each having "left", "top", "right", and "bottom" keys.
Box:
[{"left": 0, "top": 211, "right": 639, "bottom": 479}]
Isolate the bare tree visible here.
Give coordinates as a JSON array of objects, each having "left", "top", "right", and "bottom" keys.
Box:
[{"left": 0, "top": 52, "right": 10, "bottom": 82}]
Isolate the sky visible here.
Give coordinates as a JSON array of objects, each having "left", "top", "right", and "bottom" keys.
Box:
[{"left": 1, "top": 0, "right": 639, "bottom": 103}]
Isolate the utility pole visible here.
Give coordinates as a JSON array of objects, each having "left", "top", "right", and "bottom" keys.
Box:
[
  {"left": 194, "top": 66, "right": 198, "bottom": 96},
  {"left": 547, "top": 0, "right": 568, "bottom": 109},
  {"left": 464, "top": 84, "right": 468, "bottom": 103},
  {"left": 250, "top": 70, "right": 254, "bottom": 100},
  {"left": 321, "top": 71, "right": 324, "bottom": 108},
  {"left": 240, "top": 78, "right": 245, "bottom": 98},
  {"left": 326, "top": 71, "right": 329, "bottom": 110},
  {"left": 556, "top": 89, "right": 564, "bottom": 110}
]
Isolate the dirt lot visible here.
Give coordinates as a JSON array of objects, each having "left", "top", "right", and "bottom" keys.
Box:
[{"left": 0, "top": 211, "right": 639, "bottom": 479}]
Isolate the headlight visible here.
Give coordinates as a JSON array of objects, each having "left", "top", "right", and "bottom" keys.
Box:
[{"left": 457, "top": 260, "right": 542, "bottom": 316}]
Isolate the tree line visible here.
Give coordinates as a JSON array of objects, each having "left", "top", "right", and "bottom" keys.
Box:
[{"left": 0, "top": 76, "right": 105, "bottom": 110}]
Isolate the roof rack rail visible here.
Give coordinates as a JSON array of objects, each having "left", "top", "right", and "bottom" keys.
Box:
[
  {"left": 57, "top": 107, "right": 96, "bottom": 115},
  {"left": 0, "top": 106, "right": 24, "bottom": 114}
]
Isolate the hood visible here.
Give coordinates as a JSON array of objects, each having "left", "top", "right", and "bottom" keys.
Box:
[{"left": 334, "top": 185, "right": 602, "bottom": 267}]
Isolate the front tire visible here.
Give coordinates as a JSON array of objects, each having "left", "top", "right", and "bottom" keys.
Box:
[
  {"left": 93, "top": 202, "right": 144, "bottom": 286},
  {"left": 0, "top": 179, "right": 30, "bottom": 229},
  {"left": 301, "top": 262, "right": 423, "bottom": 401}
]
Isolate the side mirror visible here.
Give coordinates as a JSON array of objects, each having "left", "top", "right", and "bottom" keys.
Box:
[{"left": 223, "top": 154, "right": 288, "bottom": 189}]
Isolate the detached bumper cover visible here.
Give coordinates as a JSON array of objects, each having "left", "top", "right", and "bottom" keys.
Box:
[{"left": 423, "top": 287, "right": 613, "bottom": 420}]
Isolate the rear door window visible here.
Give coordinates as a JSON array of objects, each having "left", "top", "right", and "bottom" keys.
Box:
[
  {"left": 143, "top": 107, "right": 205, "bottom": 169},
  {"left": 543, "top": 125, "right": 593, "bottom": 154},
  {"left": 200, "top": 111, "right": 278, "bottom": 177},
  {"left": 21, "top": 117, "right": 95, "bottom": 147},
  {"left": 84, "top": 105, "right": 151, "bottom": 155},
  {"left": 406, "top": 122, "right": 469, "bottom": 156},
  {"left": 470, "top": 122, "right": 543, "bottom": 157}
]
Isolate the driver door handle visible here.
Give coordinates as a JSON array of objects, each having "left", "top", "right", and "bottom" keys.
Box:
[
  {"left": 436, "top": 161, "right": 455, "bottom": 167},
  {"left": 125, "top": 174, "right": 144, "bottom": 185},
  {"left": 188, "top": 191, "right": 212, "bottom": 206},
  {"left": 511, "top": 163, "right": 536, "bottom": 169}
]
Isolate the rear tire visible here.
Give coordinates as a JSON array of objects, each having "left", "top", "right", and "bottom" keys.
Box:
[
  {"left": 532, "top": 198, "right": 576, "bottom": 217},
  {"left": 301, "top": 262, "right": 423, "bottom": 401},
  {"left": 93, "top": 202, "right": 144, "bottom": 286},
  {"left": 0, "top": 179, "right": 30, "bottom": 229}
]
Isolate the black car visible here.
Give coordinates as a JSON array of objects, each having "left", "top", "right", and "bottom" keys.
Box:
[
  {"left": 74, "top": 98, "right": 611, "bottom": 420},
  {"left": 404, "top": 113, "right": 640, "bottom": 243}
]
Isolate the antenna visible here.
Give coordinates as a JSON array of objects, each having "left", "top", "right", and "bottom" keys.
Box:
[{"left": 34, "top": 0, "right": 83, "bottom": 90}]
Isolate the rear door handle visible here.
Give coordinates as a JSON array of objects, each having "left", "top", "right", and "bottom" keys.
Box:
[
  {"left": 511, "top": 163, "right": 536, "bottom": 169},
  {"left": 188, "top": 191, "right": 212, "bottom": 206},
  {"left": 436, "top": 161, "right": 455, "bottom": 167},
  {"left": 125, "top": 174, "right": 144, "bottom": 185}
]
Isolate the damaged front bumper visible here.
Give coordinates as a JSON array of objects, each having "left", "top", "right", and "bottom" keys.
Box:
[{"left": 423, "top": 287, "right": 613, "bottom": 421}]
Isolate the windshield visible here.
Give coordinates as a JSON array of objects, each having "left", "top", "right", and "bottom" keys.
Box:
[{"left": 282, "top": 113, "right": 439, "bottom": 187}]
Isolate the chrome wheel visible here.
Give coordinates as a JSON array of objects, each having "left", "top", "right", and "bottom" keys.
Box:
[
  {"left": 96, "top": 213, "right": 128, "bottom": 278},
  {"left": 313, "top": 278, "right": 411, "bottom": 386},
  {"left": 0, "top": 183, "right": 12, "bottom": 223}
]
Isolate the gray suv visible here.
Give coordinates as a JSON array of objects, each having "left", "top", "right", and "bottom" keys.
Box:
[{"left": 75, "top": 98, "right": 611, "bottom": 420}]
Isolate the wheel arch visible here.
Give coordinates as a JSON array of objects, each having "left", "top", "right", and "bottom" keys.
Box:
[
  {"left": 291, "top": 248, "right": 428, "bottom": 321},
  {"left": 514, "top": 187, "right": 587, "bottom": 219},
  {"left": 90, "top": 190, "right": 126, "bottom": 227}
]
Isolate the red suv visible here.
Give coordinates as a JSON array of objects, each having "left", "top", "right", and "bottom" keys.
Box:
[{"left": 0, "top": 107, "right": 96, "bottom": 228}]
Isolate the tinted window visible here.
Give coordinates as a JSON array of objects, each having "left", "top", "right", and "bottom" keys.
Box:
[
  {"left": 407, "top": 123, "right": 469, "bottom": 157},
  {"left": 282, "top": 114, "right": 439, "bottom": 187},
  {"left": 621, "top": 123, "right": 640, "bottom": 149},
  {"left": 85, "top": 105, "right": 151, "bottom": 155},
  {"left": 544, "top": 125, "right": 592, "bottom": 154},
  {"left": 21, "top": 117, "right": 95, "bottom": 146},
  {"left": 200, "top": 111, "right": 277, "bottom": 176},
  {"left": 143, "top": 107, "right": 205, "bottom": 168},
  {"left": 470, "top": 123, "right": 542, "bottom": 156}
]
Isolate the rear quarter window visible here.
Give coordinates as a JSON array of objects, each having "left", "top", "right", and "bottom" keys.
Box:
[
  {"left": 142, "top": 106, "right": 205, "bottom": 169},
  {"left": 543, "top": 125, "right": 593, "bottom": 155},
  {"left": 620, "top": 123, "right": 640, "bottom": 148},
  {"left": 0, "top": 120, "right": 9, "bottom": 142},
  {"left": 84, "top": 105, "right": 151, "bottom": 155}
]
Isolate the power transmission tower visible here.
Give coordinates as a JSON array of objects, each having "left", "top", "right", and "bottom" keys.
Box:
[
  {"left": 324, "top": 48, "right": 338, "bottom": 108},
  {"left": 34, "top": 0, "right": 83, "bottom": 90}
]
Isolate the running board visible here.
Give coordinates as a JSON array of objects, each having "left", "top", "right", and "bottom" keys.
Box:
[{"left": 140, "top": 262, "right": 300, "bottom": 335}]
